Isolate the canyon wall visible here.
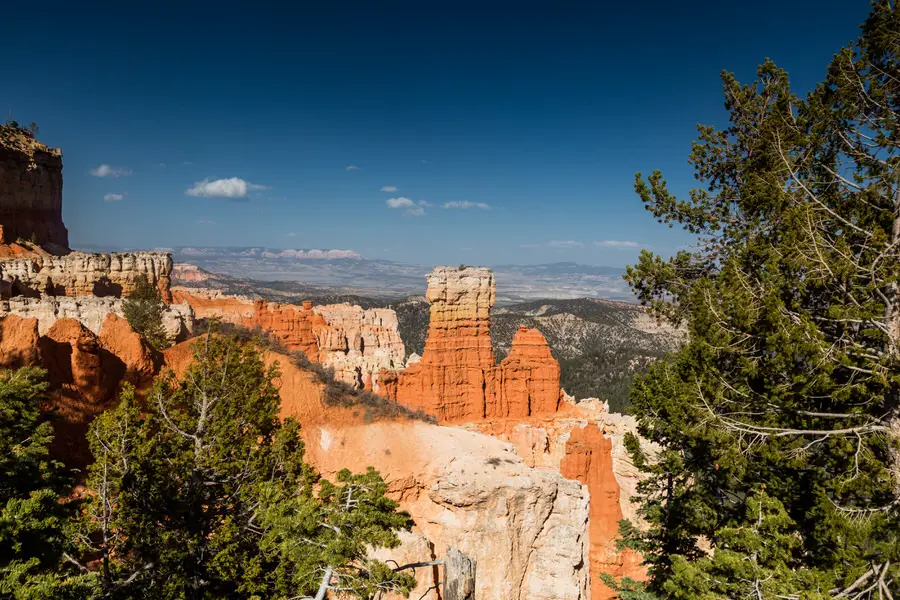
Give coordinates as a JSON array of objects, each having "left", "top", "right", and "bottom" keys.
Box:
[
  {"left": 0, "top": 126, "right": 68, "bottom": 248},
  {"left": 171, "top": 289, "right": 405, "bottom": 392},
  {"left": 0, "top": 252, "right": 174, "bottom": 301}
]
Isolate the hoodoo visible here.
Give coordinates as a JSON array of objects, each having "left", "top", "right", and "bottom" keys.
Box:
[{"left": 379, "top": 266, "right": 561, "bottom": 421}]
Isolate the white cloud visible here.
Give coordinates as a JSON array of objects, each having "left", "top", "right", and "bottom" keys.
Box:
[
  {"left": 103, "top": 193, "right": 124, "bottom": 202},
  {"left": 519, "top": 243, "right": 540, "bottom": 249},
  {"left": 386, "top": 197, "right": 427, "bottom": 216},
  {"left": 345, "top": 164, "right": 360, "bottom": 171},
  {"left": 185, "top": 177, "right": 269, "bottom": 199},
  {"left": 594, "top": 240, "right": 639, "bottom": 248},
  {"left": 386, "top": 197, "right": 415, "bottom": 209},
  {"left": 287, "top": 232, "right": 296, "bottom": 237},
  {"left": 262, "top": 248, "right": 361, "bottom": 259},
  {"left": 91, "top": 164, "right": 132, "bottom": 178},
  {"left": 549, "top": 240, "right": 584, "bottom": 248},
  {"left": 196, "top": 219, "right": 217, "bottom": 225},
  {"left": 380, "top": 185, "right": 398, "bottom": 192},
  {"left": 442, "top": 201, "right": 491, "bottom": 210}
]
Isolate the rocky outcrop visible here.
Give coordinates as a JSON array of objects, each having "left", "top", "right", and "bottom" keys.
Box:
[
  {"left": 250, "top": 299, "right": 323, "bottom": 359},
  {"left": 306, "top": 420, "right": 590, "bottom": 600},
  {"left": 0, "top": 314, "right": 41, "bottom": 368},
  {"left": 380, "top": 266, "right": 560, "bottom": 421},
  {"left": 171, "top": 263, "right": 212, "bottom": 284},
  {"left": 0, "top": 125, "right": 68, "bottom": 248},
  {"left": 38, "top": 319, "right": 125, "bottom": 467},
  {"left": 0, "top": 252, "right": 174, "bottom": 301},
  {"left": 99, "top": 313, "right": 161, "bottom": 387},
  {"left": 312, "top": 303, "right": 405, "bottom": 391},
  {"left": 1, "top": 295, "right": 193, "bottom": 342},
  {"left": 172, "top": 290, "right": 405, "bottom": 393},
  {"left": 465, "top": 400, "right": 649, "bottom": 600}
]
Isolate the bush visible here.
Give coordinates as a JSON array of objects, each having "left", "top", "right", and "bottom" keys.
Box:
[{"left": 122, "top": 274, "right": 169, "bottom": 350}]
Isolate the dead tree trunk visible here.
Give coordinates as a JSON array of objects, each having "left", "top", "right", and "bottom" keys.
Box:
[{"left": 443, "top": 548, "right": 475, "bottom": 600}]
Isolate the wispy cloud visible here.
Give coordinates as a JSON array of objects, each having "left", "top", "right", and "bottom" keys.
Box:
[
  {"left": 345, "top": 164, "right": 360, "bottom": 171},
  {"left": 594, "top": 240, "right": 640, "bottom": 248},
  {"left": 103, "top": 193, "right": 124, "bottom": 202},
  {"left": 519, "top": 243, "right": 541, "bottom": 249},
  {"left": 185, "top": 177, "right": 269, "bottom": 199},
  {"left": 380, "top": 185, "right": 398, "bottom": 192},
  {"left": 196, "top": 219, "right": 217, "bottom": 225},
  {"left": 90, "top": 164, "right": 132, "bottom": 178},
  {"left": 386, "top": 197, "right": 428, "bottom": 216},
  {"left": 442, "top": 201, "right": 491, "bottom": 210},
  {"left": 548, "top": 240, "right": 584, "bottom": 248},
  {"left": 286, "top": 232, "right": 297, "bottom": 237}
]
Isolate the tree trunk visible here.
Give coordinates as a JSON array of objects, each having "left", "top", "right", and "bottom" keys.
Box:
[{"left": 443, "top": 548, "right": 475, "bottom": 600}]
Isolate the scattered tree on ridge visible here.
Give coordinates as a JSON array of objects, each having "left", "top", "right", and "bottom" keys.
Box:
[
  {"left": 122, "top": 274, "right": 170, "bottom": 351},
  {"left": 617, "top": 2, "right": 899, "bottom": 598},
  {"left": 72, "top": 334, "right": 415, "bottom": 599}
]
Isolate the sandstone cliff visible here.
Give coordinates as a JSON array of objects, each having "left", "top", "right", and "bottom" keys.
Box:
[
  {"left": 172, "top": 289, "right": 405, "bottom": 393},
  {"left": 0, "top": 251, "right": 173, "bottom": 301},
  {"left": 0, "top": 125, "right": 68, "bottom": 248}
]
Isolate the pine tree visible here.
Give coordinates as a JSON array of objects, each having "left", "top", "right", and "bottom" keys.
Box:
[
  {"left": 0, "top": 368, "right": 98, "bottom": 598},
  {"left": 621, "top": 2, "right": 900, "bottom": 597},
  {"left": 122, "top": 274, "right": 169, "bottom": 351},
  {"left": 76, "top": 334, "right": 414, "bottom": 599}
]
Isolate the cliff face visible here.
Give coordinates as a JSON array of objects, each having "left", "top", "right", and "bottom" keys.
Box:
[
  {"left": 0, "top": 126, "right": 68, "bottom": 248},
  {"left": 172, "top": 290, "right": 405, "bottom": 392},
  {"left": 0, "top": 252, "right": 173, "bottom": 301}
]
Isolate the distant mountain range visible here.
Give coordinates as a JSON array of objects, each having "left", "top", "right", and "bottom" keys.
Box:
[{"left": 79, "top": 246, "right": 636, "bottom": 303}]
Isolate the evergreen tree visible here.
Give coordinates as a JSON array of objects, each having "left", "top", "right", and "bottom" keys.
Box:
[
  {"left": 621, "top": 2, "right": 900, "bottom": 597},
  {"left": 76, "top": 334, "right": 414, "bottom": 599},
  {"left": 0, "top": 368, "right": 97, "bottom": 598},
  {"left": 122, "top": 274, "right": 169, "bottom": 351}
]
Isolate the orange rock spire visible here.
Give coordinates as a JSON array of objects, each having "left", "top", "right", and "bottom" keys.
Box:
[{"left": 381, "top": 266, "right": 560, "bottom": 421}]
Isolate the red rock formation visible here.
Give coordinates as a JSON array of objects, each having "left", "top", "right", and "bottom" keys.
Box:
[
  {"left": 382, "top": 267, "right": 560, "bottom": 422},
  {"left": 173, "top": 290, "right": 405, "bottom": 390},
  {"left": 492, "top": 326, "right": 561, "bottom": 418},
  {"left": 561, "top": 424, "right": 645, "bottom": 600},
  {"left": 0, "top": 314, "right": 41, "bottom": 368},
  {"left": 99, "top": 313, "right": 160, "bottom": 387},
  {"left": 246, "top": 299, "right": 322, "bottom": 360},
  {"left": 0, "top": 126, "right": 68, "bottom": 249},
  {"left": 38, "top": 319, "right": 125, "bottom": 468}
]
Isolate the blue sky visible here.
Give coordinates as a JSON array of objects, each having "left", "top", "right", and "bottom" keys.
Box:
[{"left": 1, "top": 0, "right": 870, "bottom": 266}]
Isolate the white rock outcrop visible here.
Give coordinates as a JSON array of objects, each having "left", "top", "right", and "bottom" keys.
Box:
[
  {"left": 1, "top": 295, "right": 193, "bottom": 342},
  {"left": 303, "top": 420, "right": 590, "bottom": 600},
  {"left": 0, "top": 252, "right": 173, "bottom": 301}
]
